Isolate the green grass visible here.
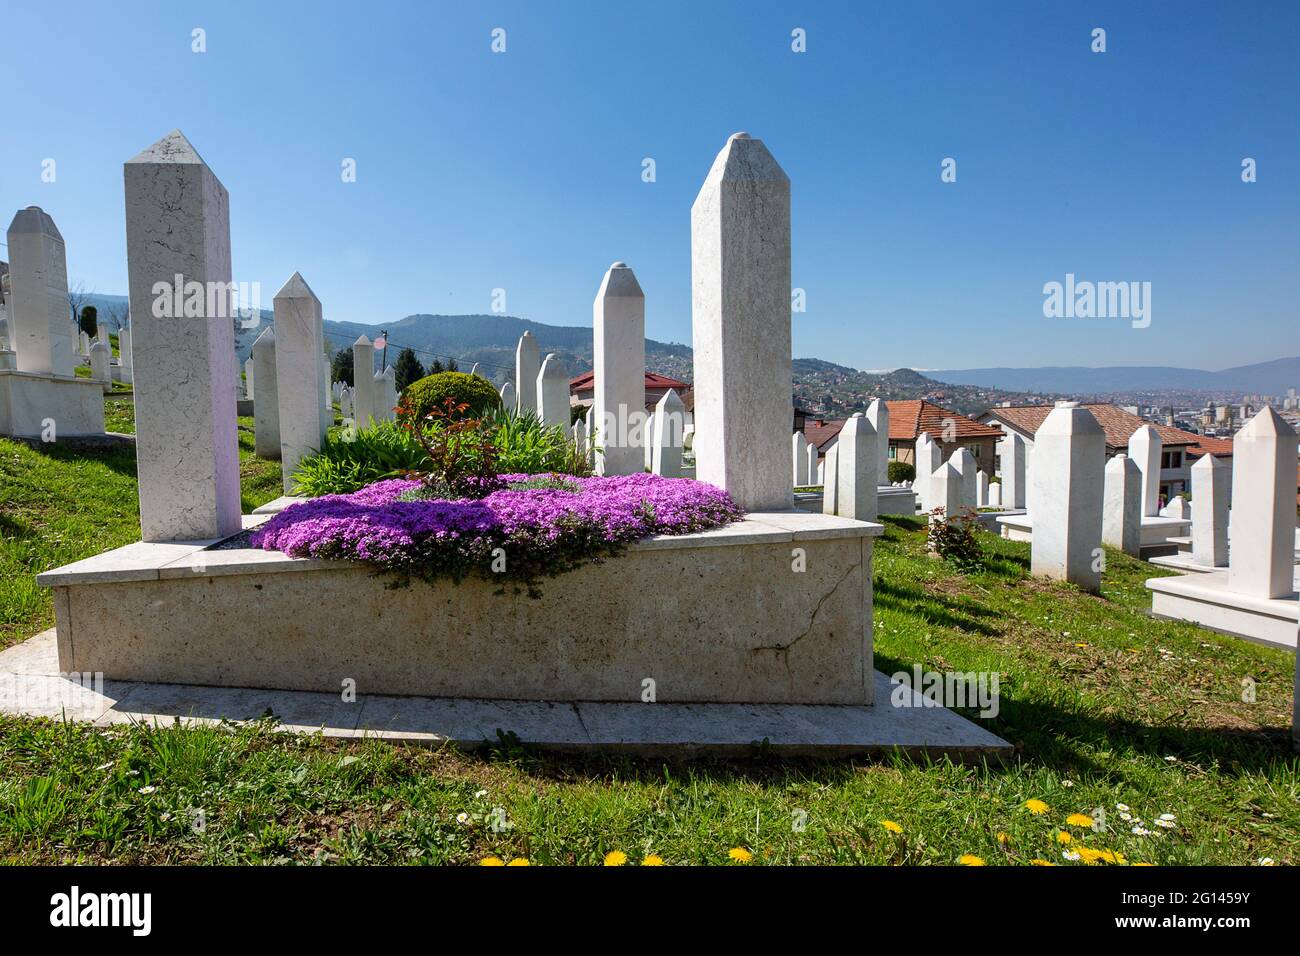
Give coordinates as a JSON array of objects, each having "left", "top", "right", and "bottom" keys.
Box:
[
  {"left": 0, "top": 423, "right": 1296, "bottom": 865},
  {"left": 0, "top": 403, "right": 282, "bottom": 648}
]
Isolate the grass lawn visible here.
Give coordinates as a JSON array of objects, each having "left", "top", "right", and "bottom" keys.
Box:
[{"left": 0, "top": 411, "right": 1296, "bottom": 865}]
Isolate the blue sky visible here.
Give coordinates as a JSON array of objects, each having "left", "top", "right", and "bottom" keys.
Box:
[{"left": 2, "top": 0, "right": 1297, "bottom": 371}]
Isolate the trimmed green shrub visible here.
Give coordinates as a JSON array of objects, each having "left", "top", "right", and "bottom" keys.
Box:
[
  {"left": 403, "top": 371, "right": 501, "bottom": 421},
  {"left": 888, "top": 460, "right": 916, "bottom": 484}
]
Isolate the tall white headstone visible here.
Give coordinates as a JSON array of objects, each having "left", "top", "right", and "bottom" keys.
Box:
[
  {"left": 835, "top": 412, "right": 877, "bottom": 521},
  {"left": 792, "top": 432, "right": 809, "bottom": 487},
  {"left": 915, "top": 431, "right": 942, "bottom": 513},
  {"left": 515, "top": 331, "right": 539, "bottom": 416},
  {"left": 319, "top": 351, "right": 332, "bottom": 438},
  {"left": 950, "top": 448, "right": 978, "bottom": 511},
  {"left": 6, "top": 206, "right": 76, "bottom": 377},
  {"left": 691, "top": 132, "right": 791, "bottom": 511},
  {"left": 866, "top": 399, "right": 890, "bottom": 486},
  {"left": 252, "top": 327, "right": 280, "bottom": 459},
  {"left": 537, "top": 352, "right": 570, "bottom": 429},
  {"left": 1227, "top": 409, "right": 1298, "bottom": 599},
  {"left": 643, "top": 412, "right": 656, "bottom": 471},
  {"left": 1190, "top": 453, "right": 1229, "bottom": 568},
  {"left": 998, "top": 432, "right": 1027, "bottom": 509},
  {"left": 1128, "top": 424, "right": 1162, "bottom": 517},
  {"left": 1031, "top": 403, "right": 1105, "bottom": 591},
  {"left": 124, "top": 130, "right": 240, "bottom": 542},
  {"left": 821, "top": 444, "right": 840, "bottom": 516},
  {"left": 806, "top": 441, "right": 818, "bottom": 487},
  {"left": 976, "top": 471, "right": 990, "bottom": 508},
  {"left": 118, "top": 324, "right": 132, "bottom": 373},
  {"left": 592, "top": 262, "right": 645, "bottom": 475},
  {"left": 988, "top": 481, "right": 1002, "bottom": 508},
  {"left": 273, "top": 272, "right": 326, "bottom": 492},
  {"left": 930, "top": 461, "right": 962, "bottom": 520},
  {"left": 1102, "top": 453, "right": 1142, "bottom": 556},
  {"left": 374, "top": 366, "right": 397, "bottom": 423},
  {"left": 243, "top": 357, "right": 255, "bottom": 400},
  {"left": 89, "top": 340, "right": 112, "bottom": 390},
  {"left": 651, "top": 389, "right": 686, "bottom": 478},
  {"left": 351, "top": 335, "right": 376, "bottom": 426}
]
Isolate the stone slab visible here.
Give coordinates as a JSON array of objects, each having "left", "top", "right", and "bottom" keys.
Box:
[
  {"left": 1147, "top": 571, "right": 1298, "bottom": 650},
  {"left": 0, "top": 632, "right": 1009, "bottom": 758}
]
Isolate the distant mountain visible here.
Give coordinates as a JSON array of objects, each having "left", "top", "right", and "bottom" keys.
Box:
[{"left": 932, "top": 357, "right": 1300, "bottom": 396}]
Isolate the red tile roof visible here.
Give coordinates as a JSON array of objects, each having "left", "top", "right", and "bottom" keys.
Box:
[
  {"left": 569, "top": 370, "right": 690, "bottom": 393},
  {"left": 981, "top": 403, "right": 1204, "bottom": 452},
  {"left": 802, "top": 400, "right": 1000, "bottom": 451}
]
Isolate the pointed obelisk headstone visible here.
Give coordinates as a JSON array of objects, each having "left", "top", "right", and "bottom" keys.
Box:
[
  {"left": 976, "top": 471, "right": 990, "bottom": 508},
  {"left": 950, "top": 447, "right": 978, "bottom": 510},
  {"left": 1190, "top": 453, "right": 1229, "bottom": 568},
  {"left": 998, "top": 432, "right": 1027, "bottom": 510},
  {"left": 537, "top": 352, "right": 570, "bottom": 429},
  {"left": 273, "top": 273, "right": 326, "bottom": 492},
  {"left": 351, "top": 335, "right": 376, "bottom": 426},
  {"left": 915, "top": 431, "right": 942, "bottom": 513},
  {"left": 691, "top": 132, "right": 792, "bottom": 511},
  {"left": 866, "top": 400, "right": 890, "bottom": 486},
  {"left": 1227, "top": 408, "right": 1298, "bottom": 599},
  {"left": 931, "top": 461, "right": 962, "bottom": 522},
  {"left": 651, "top": 389, "right": 685, "bottom": 478},
  {"left": 1128, "top": 425, "right": 1162, "bottom": 517},
  {"left": 792, "top": 432, "right": 809, "bottom": 487},
  {"left": 515, "top": 331, "right": 539, "bottom": 416},
  {"left": 1031, "top": 402, "right": 1105, "bottom": 591},
  {"left": 374, "top": 365, "right": 397, "bottom": 423},
  {"left": 1102, "top": 453, "right": 1142, "bottom": 556},
  {"left": 6, "top": 206, "right": 76, "bottom": 377},
  {"left": 593, "top": 262, "right": 646, "bottom": 475},
  {"left": 805, "top": 441, "right": 818, "bottom": 486},
  {"left": 252, "top": 327, "right": 280, "bottom": 459},
  {"left": 835, "top": 413, "right": 878, "bottom": 520},
  {"left": 124, "top": 130, "right": 240, "bottom": 541},
  {"left": 821, "top": 444, "right": 840, "bottom": 516}
]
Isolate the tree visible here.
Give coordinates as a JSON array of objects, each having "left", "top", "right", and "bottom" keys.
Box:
[
  {"left": 331, "top": 347, "right": 354, "bottom": 386},
  {"left": 78, "top": 305, "right": 98, "bottom": 340},
  {"left": 393, "top": 348, "right": 425, "bottom": 392},
  {"left": 67, "top": 281, "right": 90, "bottom": 330},
  {"left": 428, "top": 357, "right": 445, "bottom": 375},
  {"left": 445, "top": 357, "right": 459, "bottom": 373}
]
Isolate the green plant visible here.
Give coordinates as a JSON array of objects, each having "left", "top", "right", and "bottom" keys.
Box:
[
  {"left": 925, "top": 506, "right": 983, "bottom": 571},
  {"left": 396, "top": 395, "right": 499, "bottom": 498},
  {"left": 291, "top": 420, "right": 428, "bottom": 496},
  {"left": 331, "top": 347, "right": 354, "bottom": 387},
  {"left": 888, "top": 460, "right": 916, "bottom": 484},
  {"left": 403, "top": 371, "right": 500, "bottom": 421},
  {"left": 393, "top": 348, "right": 425, "bottom": 392},
  {"left": 489, "top": 409, "right": 591, "bottom": 476}
]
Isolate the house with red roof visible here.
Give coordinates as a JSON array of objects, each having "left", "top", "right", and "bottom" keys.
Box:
[{"left": 803, "top": 400, "right": 1004, "bottom": 477}]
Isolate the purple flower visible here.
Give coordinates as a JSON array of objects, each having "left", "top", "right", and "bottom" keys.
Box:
[{"left": 250, "top": 474, "right": 743, "bottom": 582}]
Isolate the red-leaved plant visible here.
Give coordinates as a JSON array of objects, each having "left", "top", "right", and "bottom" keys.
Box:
[{"left": 395, "top": 394, "right": 500, "bottom": 499}]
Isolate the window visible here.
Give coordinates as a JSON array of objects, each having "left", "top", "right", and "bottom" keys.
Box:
[
  {"left": 888, "top": 444, "right": 897, "bottom": 460},
  {"left": 968, "top": 444, "right": 981, "bottom": 459},
  {"left": 1160, "top": 451, "right": 1183, "bottom": 470}
]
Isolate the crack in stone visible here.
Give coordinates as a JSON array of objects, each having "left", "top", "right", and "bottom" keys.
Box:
[{"left": 750, "top": 559, "right": 861, "bottom": 673}]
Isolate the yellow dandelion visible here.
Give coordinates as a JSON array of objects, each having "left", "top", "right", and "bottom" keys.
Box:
[
  {"left": 996, "top": 832, "right": 1009, "bottom": 844},
  {"left": 1025, "top": 799, "right": 1049, "bottom": 815},
  {"left": 506, "top": 858, "right": 530, "bottom": 866},
  {"left": 603, "top": 851, "right": 628, "bottom": 867},
  {"left": 1029, "top": 859, "right": 1057, "bottom": 866},
  {"left": 1132, "top": 862, "right": 1155, "bottom": 867},
  {"left": 479, "top": 856, "right": 505, "bottom": 866},
  {"left": 1055, "top": 830, "right": 1072, "bottom": 844},
  {"left": 1077, "top": 847, "right": 1103, "bottom": 865},
  {"left": 881, "top": 820, "right": 904, "bottom": 834},
  {"left": 641, "top": 854, "right": 665, "bottom": 866},
  {"left": 958, "top": 854, "right": 986, "bottom": 866},
  {"left": 1095, "top": 849, "right": 1126, "bottom": 864},
  {"left": 728, "top": 847, "right": 753, "bottom": 863},
  {"left": 1066, "top": 813, "right": 1095, "bottom": 828}
]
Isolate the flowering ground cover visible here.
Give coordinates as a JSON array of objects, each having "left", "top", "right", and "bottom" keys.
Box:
[{"left": 250, "top": 473, "right": 742, "bottom": 590}]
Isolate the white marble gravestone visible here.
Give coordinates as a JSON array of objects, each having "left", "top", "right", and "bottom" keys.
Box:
[
  {"left": 792, "top": 431, "right": 809, "bottom": 487},
  {"left": 998, "top": 432, "right": 1027, "bottom": 510},
  {"left": 252, "top": 327, "right": 280, "bottom": 460},
  {"left": 351, "top": 335, "right": 376, "bottom": 426},
  {"left": 592, "top": 262, "right": 646, "bottom": 476},
  {"left": 374, "top": 366, "right": 397, "bottom": 423},
  {"left": 914, "top": 431, "right": 942, "bottom": 513},
  {"left": 834, "top": 412, "right": 877, "bottom": 521},
  {"left": 950, "top": 447, "right": 978, "bottom": 511},
  {"left": 537, "top": 352, "right": 570, "bottom": 429},
  {"left": 274, "top": 273, "right": 327, "bottom": 492},
  {"left": 514, "top": 331, "right": 539, "bottom": 416},
  {"left": 1128, "top": 425, "right": 1162, "bottom": 516},
  {"left": 1227, "top": 409, "right": 1298, "bottom": 599},
  {"left": 1030, "top": 403, "right": 1105, "bottom": 592},
  {"left": 651, "top": 389, "right": 686, "bottom": 478},
  {"left": 124, "top": 130, "right": 240, "bottom": 542},
  {"left": 821, "top": 445, "right": 840, "bottom": 516},
  {"left": 690, "top": 132, "right": 792, "bottom": 512},
  {"left": 1190, "top": 453, "right": 1228, "bottom": 568},
  {"left": 866, "top": 399, "right": 890, "bottom": 486},
  {"left": 7, "top": 206, "right": 76, "bottom": 377},
  {"left": 1102, "top": 453, "right": 1142, "bottom": 556}
]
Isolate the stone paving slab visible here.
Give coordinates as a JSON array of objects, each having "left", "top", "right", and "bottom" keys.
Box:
[{"left": 0, "top": 630, "right": 1011, "bottom": 759}]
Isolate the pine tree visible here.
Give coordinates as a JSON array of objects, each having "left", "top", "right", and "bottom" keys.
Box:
[
  {"left": 331, "top": 348, "right": 354, "bottom": 386},
  {"left": 446, "top": 357, "right": 459, "bottom": 372},
  {"left": 79, "top": 305, "right": 98, "bottom": 340},
  {"left": 393, "top": 347, "right": 425, "bottom": 391},
  {"left": 428, "top": 358, "right": 445, "bottom": 374}
]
